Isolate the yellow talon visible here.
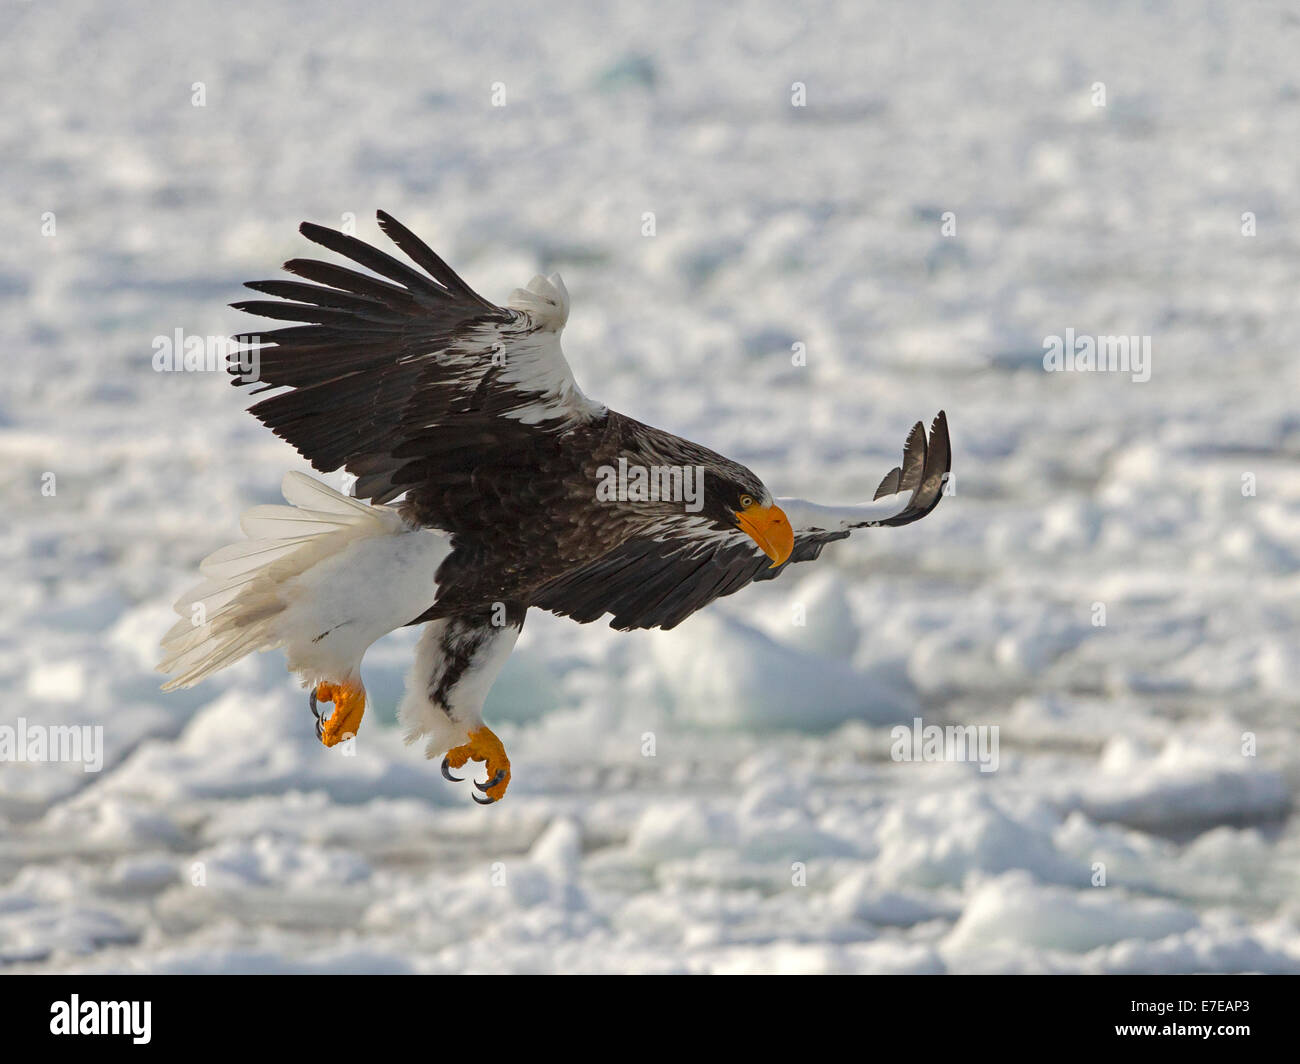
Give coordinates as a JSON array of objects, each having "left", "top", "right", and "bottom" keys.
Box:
[
  {"left": 314, "top": 680, "right": 366, "bottom": 747},
  {"left": 444, "top": 726, "right": 511, "bottom": 803}
]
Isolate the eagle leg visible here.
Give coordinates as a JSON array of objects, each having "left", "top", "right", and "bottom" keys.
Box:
[
  {"left": 311, "top": 680, "right": 366, "bottom": 747},
  {"left": 442, "top": 726, "right": 512, "bottom": 804}
]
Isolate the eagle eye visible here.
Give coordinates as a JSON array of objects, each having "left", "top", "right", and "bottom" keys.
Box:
[{"left": 739, "top": 494, "right": 756, "bottom": 509}]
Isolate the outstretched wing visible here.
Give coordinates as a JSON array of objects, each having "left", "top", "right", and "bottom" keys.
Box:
[
  {"left": 533, "top": 412, "right": 951, "bottom": 630},
  {"left": 229, "top": 211, "right": 604, "bottom": 505},
  {"left": 772, "top": 408, "right": 951, "bottom": 540}
]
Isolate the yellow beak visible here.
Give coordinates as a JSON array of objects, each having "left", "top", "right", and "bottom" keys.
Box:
[{"left": 736, "top": 502, "right": 794, "bottom": 568}]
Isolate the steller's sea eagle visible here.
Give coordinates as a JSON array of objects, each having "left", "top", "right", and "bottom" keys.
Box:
[{"left": 158, "top": 212, "right": 951, "bottom": 803}]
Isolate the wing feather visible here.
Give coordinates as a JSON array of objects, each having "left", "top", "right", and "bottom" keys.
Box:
[
  {"left": 229, "top": 212, "right": 602, "bottom": 506},
  {"left": 533, "top": 412, "right": 950, "bottom": 630}
]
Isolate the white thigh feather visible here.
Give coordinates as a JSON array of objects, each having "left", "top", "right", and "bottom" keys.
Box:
[{"left": 398, "top": 618, "right": 521, "bottom": 758}]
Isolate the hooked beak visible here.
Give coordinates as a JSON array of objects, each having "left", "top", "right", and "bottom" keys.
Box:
[{"left": 736, "top": 502, "right": 794, "bottom": 568}]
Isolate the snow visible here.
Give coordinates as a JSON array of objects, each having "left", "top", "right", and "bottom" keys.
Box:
[{"left": 3, "top": 0, "right": 1299, "bottom": 973}]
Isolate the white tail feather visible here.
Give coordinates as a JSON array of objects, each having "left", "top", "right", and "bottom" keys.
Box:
[{"left": 158, "top": 472, "right": 448, "bottom": 691}]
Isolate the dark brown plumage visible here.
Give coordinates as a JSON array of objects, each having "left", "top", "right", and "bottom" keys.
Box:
[{"left": 228, "top": 211, "right": 951, "bottom": 633}]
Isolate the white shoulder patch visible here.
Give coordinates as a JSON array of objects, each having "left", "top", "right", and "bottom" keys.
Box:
[{"left": 506, "top": 272, "right": 570, "bottom": 332}]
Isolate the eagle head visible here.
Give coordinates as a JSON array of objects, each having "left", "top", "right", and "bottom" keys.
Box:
[{"left": 702, "top": 469, "right": 794, "bottom": 568}]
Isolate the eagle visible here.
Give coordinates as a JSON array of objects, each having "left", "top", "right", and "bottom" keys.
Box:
[{"left": 158, "top": 212, "right": 951, "bottom": 804}]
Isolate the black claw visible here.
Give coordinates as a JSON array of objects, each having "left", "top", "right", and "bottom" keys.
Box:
[
  {"left": 441, "top": 757, "right": 463, "bottom": 783},
  {"left": 475, "top": 769, "right": 506, "bottom": 793},
  {"left": 311, "top": 691, "right": 324, "bottom": 739},
  {"left": 472, "top": 792, "right": 497, "bottom": 805}
]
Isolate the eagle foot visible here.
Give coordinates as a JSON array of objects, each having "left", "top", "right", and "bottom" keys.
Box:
[
  {"left": 309, "top": 681, "right": 366, "bottom": 747},
  {"left": 441, "top": 726, "right": 511, "bottom": 804}
]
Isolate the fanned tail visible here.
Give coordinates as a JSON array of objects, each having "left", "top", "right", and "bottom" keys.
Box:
[{"left": 157, "top": 472, "right": 410, "bottom": 690}]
